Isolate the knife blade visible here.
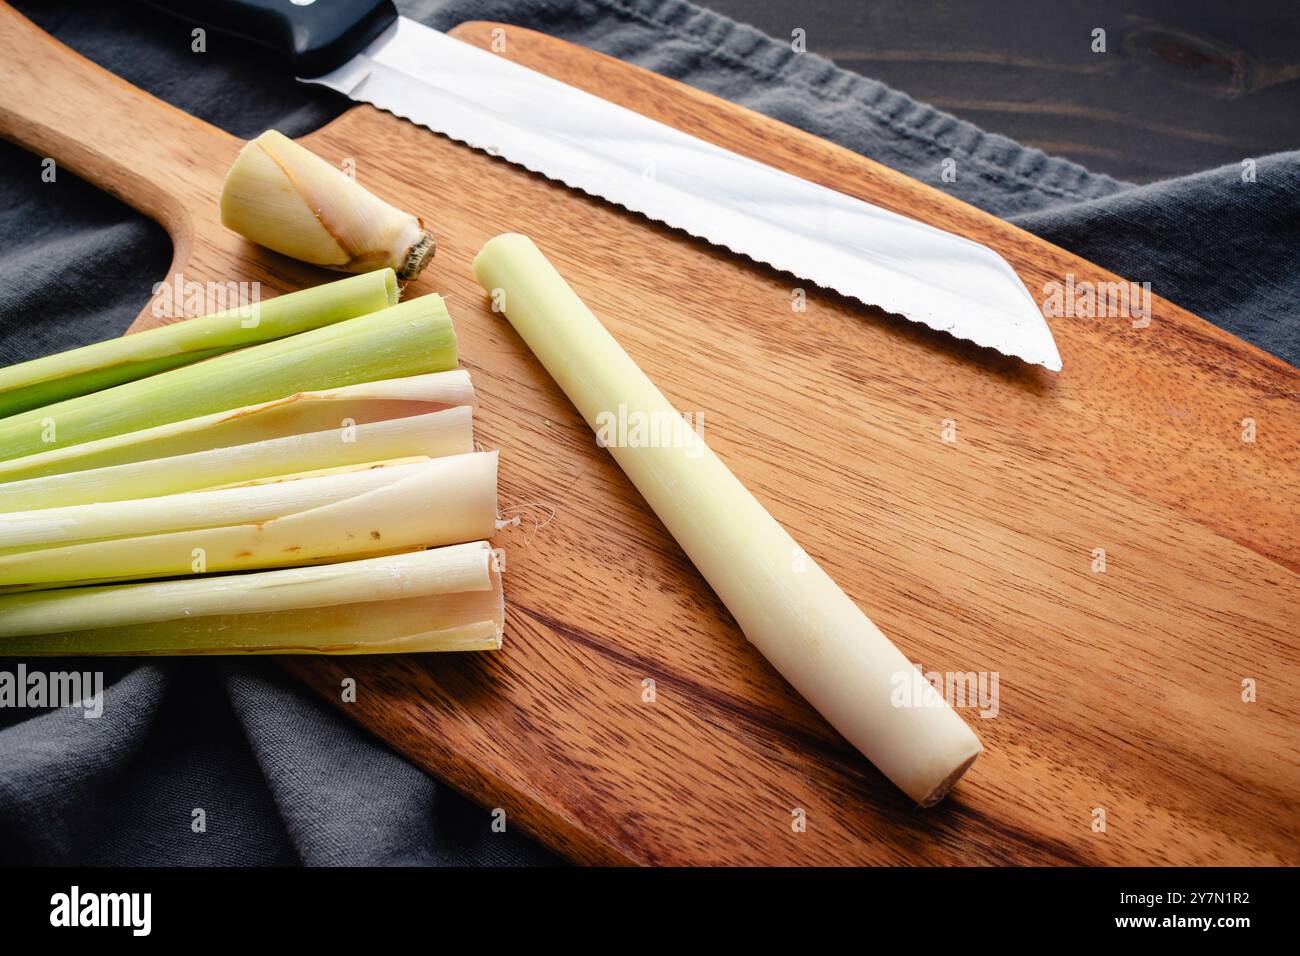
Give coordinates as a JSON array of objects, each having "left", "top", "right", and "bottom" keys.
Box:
[{"left": 150, "top": 0, "right": 1062, "bottom": 371}]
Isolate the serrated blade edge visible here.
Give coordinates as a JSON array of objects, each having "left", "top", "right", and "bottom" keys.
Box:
[{"left": 307, "top": 19, "right": 1062, "bottom": 371}]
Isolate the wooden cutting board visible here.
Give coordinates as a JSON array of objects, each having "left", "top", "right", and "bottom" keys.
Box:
[{"left": 2, "top": 5, "right": 1297, "bottom": 866}]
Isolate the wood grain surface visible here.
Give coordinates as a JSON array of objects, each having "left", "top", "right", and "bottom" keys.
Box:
[{"left": 1, "top": 5, "right": 1297, "bottom": 866}]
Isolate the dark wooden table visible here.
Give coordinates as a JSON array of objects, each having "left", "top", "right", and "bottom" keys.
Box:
[{"left": 702, "top": 0, "right": 1300, "bottom": 183}]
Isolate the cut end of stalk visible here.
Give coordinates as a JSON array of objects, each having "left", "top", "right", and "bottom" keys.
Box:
[
  {"left": 380, "top": 268, "right": 400, "bottom": 305},
  {"left": 485, "top": 547, "right": 505, "bottom": 650},
  {"left": 916, "top": 746, "right": 982, "bottom": 808}
]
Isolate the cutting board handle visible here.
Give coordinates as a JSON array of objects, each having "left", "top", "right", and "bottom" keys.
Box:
[{"left": 0, "top": 2, "right": 241, "bottom": 277}]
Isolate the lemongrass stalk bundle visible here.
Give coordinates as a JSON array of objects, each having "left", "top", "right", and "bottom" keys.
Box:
[
  {"left": 0, "top": 294, "right": 457, "bottom": 461},
  {"left": 0, "top": 270, "right": 397, "bottom": 418},
  {"left": 0, "top": 370, "right": 475, "bottom": 483},
  {"left": 0, "top": 542, "right": 503, "bottom": 655},
  {"left": 0, "top": 451, "right": 497, "bottom": 589},
  {"left": 474, "top": 234, "right": 982, "bottom": 806},
  {"left": 0, "top": 407, "right": 471, "bottom": 512}
]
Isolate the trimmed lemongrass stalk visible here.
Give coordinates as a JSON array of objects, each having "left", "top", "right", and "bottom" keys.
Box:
[
  {"left": 0, "top": 370, "right": 475, "bottom": 483},
  {"left": 0, "top": 460, "right": 430, "bottom": 551},
  {"left": 474, "top": 234, "right": 982, "bottom": 806},
  {"left": 0, "top": 294, "right": 457, "bottom": 461},
  {"left": 0, "top": 407, "right": 471, "bottom": 512},
  {"left": 0, "top": 450, "right": 497, "bottom": 589},
  {"left": 222, "top": 130, "right": 435, "bottom": 280},
  {"left": 206, "top": 456, "right": 428, "bottom": 489},
  {"left": 0, "top": 269, "right": 397, "bottom": 419},
  {"left": 0, "top": 542, "right": 503, "bottom": 655}
]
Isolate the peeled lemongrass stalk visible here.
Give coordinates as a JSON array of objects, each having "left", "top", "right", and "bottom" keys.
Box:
[
  {"left": 0, "top": 370, "right": 476, "bottom": 483},
  {"left": 474, "top": 234, "right": 981, "bottom": 806},
  {"left": 0, "top": 269, "right": 397, "bottom": 419},
  {"left": 0, "top": 542, "right": 503, "bottom": 655},
  {"left": 0, "top": 460, "right": 431, "bottom": 551},
  {"left": 206, "top": 456, "right": 430, "bottom": 489},
  {"left": 222, "top": 130, "right": 435, "bottom": 280},
  {"left": 0, "top": 407, "right": 472, "bottom": 512},
  {"left": 0, "top": 450, "right": 497, "bottom": 589},
  {"left": 0, "top": 295, "right": 457, "bottom": 461}
]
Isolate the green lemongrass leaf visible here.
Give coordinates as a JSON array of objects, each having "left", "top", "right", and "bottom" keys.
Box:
[
  {"left": 0, "top": 269, "right": 397, "bottom": 418},
  {"left": 0, "top": 294, "right": 456, "bottom": 461}
]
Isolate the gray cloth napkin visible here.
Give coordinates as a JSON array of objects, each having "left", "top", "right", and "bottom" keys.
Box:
[{"left": 0, "top": 0, "right": 1294, "bottom": 866}]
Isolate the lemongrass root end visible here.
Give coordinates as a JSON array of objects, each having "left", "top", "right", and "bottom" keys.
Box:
[{"left": 398, "top": 231, "right": 437, "bottom": 281}]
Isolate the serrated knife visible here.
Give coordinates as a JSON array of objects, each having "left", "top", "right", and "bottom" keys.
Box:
[{"left": 148, "top": 0, "right": 1062, "bottom": 370}]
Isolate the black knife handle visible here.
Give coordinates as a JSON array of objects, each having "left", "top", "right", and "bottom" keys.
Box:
[{"left": 142, "top": 0, "right": 399, "bottom": 77}]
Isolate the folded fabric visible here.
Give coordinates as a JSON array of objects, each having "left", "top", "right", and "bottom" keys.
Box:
[{"left": 0, "top": 0, "right": 1294, "bottom": 866}]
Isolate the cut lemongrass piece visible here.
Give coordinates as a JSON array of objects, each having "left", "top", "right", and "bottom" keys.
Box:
[
  {"left": 0, "top": 369, "right": 476, "bottom": 482},
  {"left": 0, "top": 294, "right": 457, "bottom": 461},
  {"left": 222, "top": 131, "right": 435, "bottom": 280},
  {"left": 474, "top": 234, "right": 982, "bottom": 807},
  {"left": 0, "top": 269, "right": 398, "bottom": 419},
  {"left": 0, "top": 407, "right": 472, "bottom": 512},
  {"left": 0, "top": 460, "right": 430, "bottom": 551},
  {"left": 0, "top": 542, "right": 503, "bottom": 655},
  {"left": 0, "top": 450, "right": 497, "bottom": 589}
]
